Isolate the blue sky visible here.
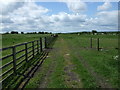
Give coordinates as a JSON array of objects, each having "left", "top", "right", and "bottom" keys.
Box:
[
  {"left": 36, "top": 2, "right": 118, "bottom": 16},
  {"left": 0, "top": 1, "right": 119, "bottom": 33},
  {"left": 36, "top": 2, "right": 69, "bottom": 15}
]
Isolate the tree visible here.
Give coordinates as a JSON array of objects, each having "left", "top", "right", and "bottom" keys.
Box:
[
  {"left": 21, "top": 32, "right": 24, "bottom": 34},
  {"left": 5, "top": 32, "right": 9, "bottom": 34},
  {"left": 11, "top": 31, "right": 18, "bottom": 34},
  {"left": 92, "top": 30, "right": 97, "bottom": 35},
  {"left": 38, "top": 32, "right": 42, "bottom": 34},
  {"left": 49, "top": 32, "right": 52, "bottom": 34},
  {"left": 44, "top": 32, "right": 48, "bottom": 34}
]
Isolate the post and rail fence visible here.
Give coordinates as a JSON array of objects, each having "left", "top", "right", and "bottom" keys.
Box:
[{"left": 0, "top": 35, "right": 58, "bottom": 85}]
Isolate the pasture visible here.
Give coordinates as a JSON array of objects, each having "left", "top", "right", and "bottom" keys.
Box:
[
  {"left": 2, "top": 34, "right": 49, "bottom": 48},
  {"left": 1, "top": 34, "right": 119, "bottom": 88}
]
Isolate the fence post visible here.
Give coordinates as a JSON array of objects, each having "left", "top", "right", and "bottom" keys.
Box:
[
  {"left": 32, "top": 41, "right": 34, "bottom": 57},
  {"left": 12, "top": 46, "right": 17, "bottom": 74},
  {"left": 97, "top": 38, "right": 100, "bottom": 51},
  {"left": 90, "top": 37, "right": 92, "bottom": 48},
  {"left": 37, "top": 40, "right": 39, "bottom": 54},
  {"left": 45, "top": 37, "right": 47, "bottom": 49},
  {"left": 40, "top": 37, "right": 42, "bottom": 52},
  {"left": 25, "top": 43, "right": 28, "bottom": 62}
]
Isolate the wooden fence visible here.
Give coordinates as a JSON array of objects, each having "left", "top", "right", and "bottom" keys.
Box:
[
  {"left": 90, "top": 38, "right": 100, "bottom": 51},
  {"left": 90, "top": 37, "right": 118, "bottom": 51},
  {"left": 0, "top": 36, "right": 57, "bottom": 85}
]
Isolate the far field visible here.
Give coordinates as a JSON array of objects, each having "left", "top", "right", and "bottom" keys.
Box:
[
  {"left": 1, "top": 34, "right": 119, "bottom": 88},
  {"left": 2, "top": 34, "right": 49, "bottom": 48}
]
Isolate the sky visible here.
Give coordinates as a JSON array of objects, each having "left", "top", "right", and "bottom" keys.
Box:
[{"left": 0, "top": 0, "right": 119, "bottom": 33}]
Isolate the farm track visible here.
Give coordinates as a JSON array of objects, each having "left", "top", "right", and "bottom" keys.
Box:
[
  {"left": 38, "top": 48, "right": 58, "bottom": 88},
  {"left": 25, "top": 36, "right": 117, "bottom": 88},
  {"left": 60, "top": 38, "right": 82, "bottom": 88},
  {"left": 38, "top": 37, "right": 82, "bottom": 88},
  {"left": 60, "top": 37, "right": 113, "bottom": 88}
]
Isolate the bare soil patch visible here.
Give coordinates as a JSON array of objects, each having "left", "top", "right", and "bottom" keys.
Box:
[{"left": 61, "top": 38, "right": 82, "bottom": 88}]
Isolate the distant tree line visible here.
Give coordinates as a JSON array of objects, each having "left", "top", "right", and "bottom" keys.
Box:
[
  {"left": 27, "top": 32, "right": 52, "bottom": 34},
  {"left": 3, "top": 31, "right": 52, "bottom": 34},
  {"left": 3, "top": 30, "right": 120, "bottom": 35},
  {"left": 68, "top": 30, "right": 119, "bottom": 35},
  {"left": 11, "top": 31, "right": 19, "bottom": 34}
]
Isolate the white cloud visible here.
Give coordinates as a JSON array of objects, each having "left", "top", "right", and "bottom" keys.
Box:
[
  {"left": 9, "top": 2, "right": 49, "bottom": 18},
  {"left": 0, "top": 1, "right": 118, "bottom": 33},
  {"left": 96, "top": 10, "right": 118, "bottom": 26},
  {"left": 85, "top": 10, "right": 118, "bottom": 31},
  {"left": 48, "top": 12, "right": 87, "bottom": 32},
  {"left": 50, "top": 12, "right": 86, "bottom": 22},
  {"left": 1, "top": 2, "right": 50, "bottom": 33},
  {"left": 0, "top": 15, "right": 13, "bottom": 23},
  {"left": 97, "top": 2, "right": 112, "bottom": 11},
  {"left": 65, "top": 0, "right": 87, "bottom": 13},
  {"left": 9, "top": 2, "right": 49, "bottom": 24},
  {"left": 0, "top": 0, "right": 25, "bottom": 15}
]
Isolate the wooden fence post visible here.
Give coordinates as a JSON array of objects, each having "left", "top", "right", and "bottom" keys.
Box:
[
  {"left": 12, "top": 46, "right": 17, "bottom": 74},
  {"left": 32, "top": 41, "right": 34, "bottom": 57},
  {"left": 97, "top": 38, "right": 100, "bottom": 51},
  {"left": 90, "top": 37, "right": 92, "bottom": 48},
  {"left": 25, "top": 43, "right": 28, "bottom": 62},
  {"left": 45, "top": 37, "right": 47, "bottom": 49},
  {"left": 37, "top": 40, "right": 39, "bottom": 54},
  {"left": 40, "top": 37, "right": 42, "bottom": 52}
]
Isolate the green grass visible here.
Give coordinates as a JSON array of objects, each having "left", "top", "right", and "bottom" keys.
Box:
[
  {"left": 1, "top": 34, "right": 119, "bottom": 88},
  {"left": 63, "top": 34, "right": 118, "bottom": 88},
  {"left": 47, "top": 56, "right": 66, "bottom": 88},
  {"left": 2, "top": 34, "right": 49, "bottom": 48},
  {"left": 70, "top": 55, "right": 97, "bottom": 88}
]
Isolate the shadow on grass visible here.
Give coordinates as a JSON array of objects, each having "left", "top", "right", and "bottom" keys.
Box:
[{"left": 2, "top": 37, "right": 58, "bottom": 89}]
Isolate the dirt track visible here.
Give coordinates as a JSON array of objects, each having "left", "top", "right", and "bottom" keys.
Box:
[{"left": 25, "top": 36, "right": 113, "bottom": 88}]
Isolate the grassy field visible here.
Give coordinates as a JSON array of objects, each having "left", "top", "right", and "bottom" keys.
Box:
[
  {"left": 1, "top": 34, "right": 119, "bottom": 88},
  {"left": 2, "top": 34, "right": 50, "bottom": 48},
  {"left": 25, "top": 34, "right": 119, "bottom": 88}
]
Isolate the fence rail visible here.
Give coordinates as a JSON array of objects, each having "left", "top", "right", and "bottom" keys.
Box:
[{"left": 0, "top": 36, "right": 57, "bottom": 84}]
